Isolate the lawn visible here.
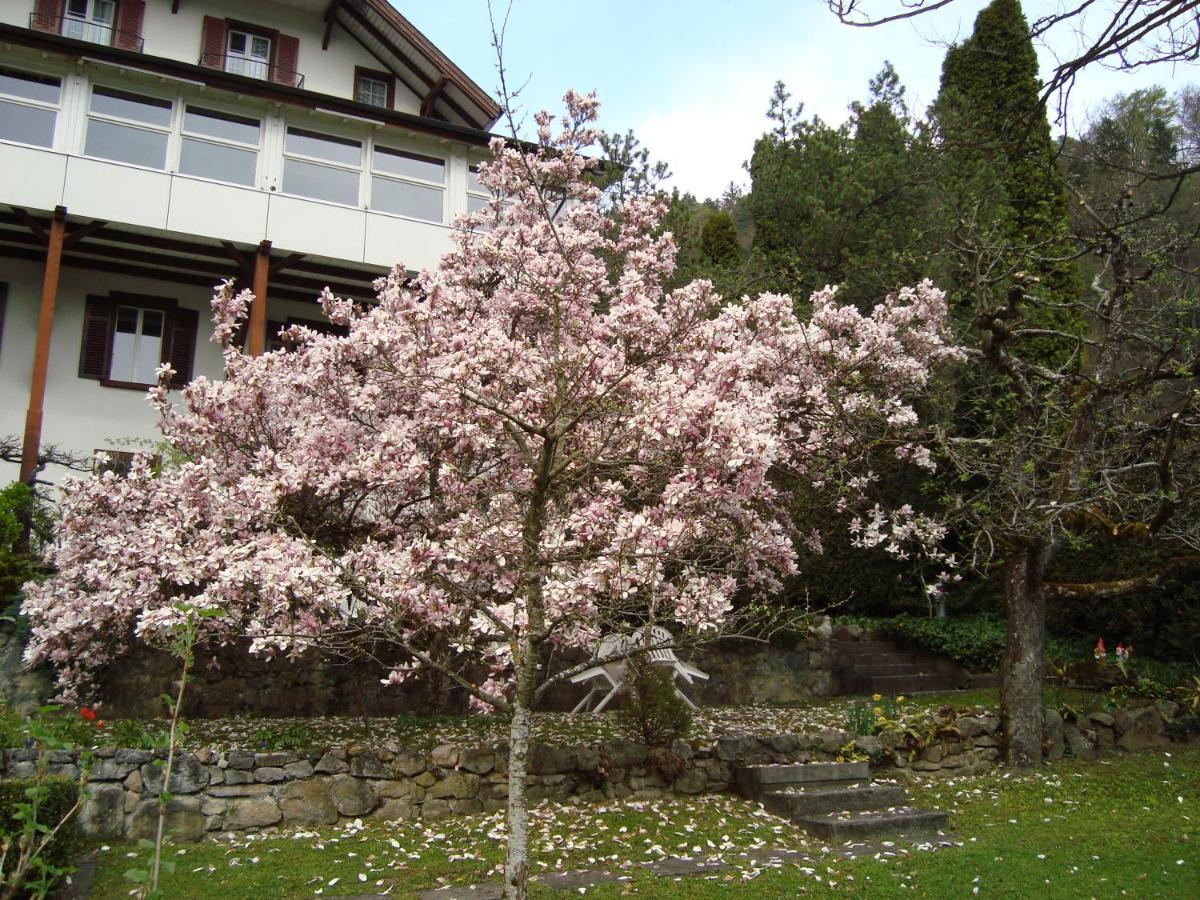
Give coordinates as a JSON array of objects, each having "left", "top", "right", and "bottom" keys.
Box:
[{"left": 81, "top": 744, "right": 1197, "bottom": 898}]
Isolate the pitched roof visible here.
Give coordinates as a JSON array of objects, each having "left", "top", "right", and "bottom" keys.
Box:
[{"left": 333, "top": 0, "right": 501, "bottom": 129}]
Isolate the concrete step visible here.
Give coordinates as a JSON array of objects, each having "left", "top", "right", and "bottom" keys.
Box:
[
  {"left": 735, "top": 761, "right": 869, "bottom": 799},
  {"left": 761, "top": 783, "right": 908, "bottom": 819},
  {"left": 795, "top": 808, "right": 951, "bottom": 841}
]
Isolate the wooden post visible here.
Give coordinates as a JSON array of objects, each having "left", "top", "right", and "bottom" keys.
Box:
[
  {"left": 19, "top": 206, "right": 67, "bottom": 485},
  {"left": 247, "top": 239, "right": 271, "bottom": 357}
]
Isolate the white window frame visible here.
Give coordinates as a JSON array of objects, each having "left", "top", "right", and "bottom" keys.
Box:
[
  {"left": 467, "top": 164, "right": 492, "bottom": 215},
  {"left": 356, "top": 74, "right": 389, "bottom": 108},
  {"left": 281, "top": 125, "right": 364, "bottom": 206},
  {"left": 178, "top": 104, "right": 262, "bottom": 187},
  {"left": 83, "top": 84, "right": 175, "bottom": 171},
  {"left": 225, "top": 30, "right": 272, "bottom": 81},
  {"left": 369, "top": 145, "right": 446, "bottom": 224},
  {"left": 109, "top": 304, "right": 167, "bottom": 386},
  {"left": 63, "top": 0, "right": 116, "bottom": 47},
  {"left": 0, "top": 67, "right": 62, "bottom": 150}
]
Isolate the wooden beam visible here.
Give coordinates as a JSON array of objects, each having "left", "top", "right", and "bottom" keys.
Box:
[
  {"left": 63, "top": 219, "right": 108, "bottom": 249},
  {"left": 421, "top": 75, "right": 449, "bottom": 118},
  {"left": 19, "top": 206, "right": 66, "bottom": 485},
  {"left": 322, "top": 0, "right": 343, "bottom": 50},
  {"left": 12, "top": 207, "right": 48, "bottom": 244},
  {"left": 270, "top": 252, "right": 306, "bottom": 275},
  {"left": 247, "top": 240, "right": 271, "bottom": 356}
]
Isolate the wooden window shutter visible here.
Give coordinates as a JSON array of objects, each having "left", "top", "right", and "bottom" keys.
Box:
[
  {"left": 113, "top": 0, "right": 146, "bottom": 52},
  {"left": 167, "top": 306, "right": 199, "bottom": 388},
  {"left": 200, "top": 16, "right": 227, "bottom": 70},
  {"left": 272, "top": 33, "right": 300, "bottom": 86},
  {"left": 79, "top": 295, "right": 114, "bottom": 380},
  {"left": 32, "top": 0, "right": 60, "bottom": 33}
]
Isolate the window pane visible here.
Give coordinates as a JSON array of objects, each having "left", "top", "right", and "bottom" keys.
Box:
[
  {"left": 184, "top": 107, "right": 259, "bottom": 144},
  {"left": 467, "top": 193, "right": 489, "bottom": 214},
  {"left": 371, "top": 176, "right": 443, "bottom": 222},
  {"left": 141, "top": 309, "right": 164, "bottom": 338},
  {"left": 0, "top": 70, "right": 61, "bottom": 104},
  {"left": 228, "top": 32, "right": 246, "bottom": 54},
  {"left": 67, "top": 0, "right": 88, "bottom": 15},
  {"left": 467, "top": 167, "right": 485, "bottom": 194},
  {"left": 283, "top": 158, "right": 359, "bottom": 205},
  {"left": 94, "top": 0, "right": 115, "bottom": 25},
  {"left": 357, "top": 77, "right": 387, "bottom": 107},
  {"left": 85, "top": 119, "right": 168, "bottom": 168},
  {"left": 250, "top": 37, "right": 270, "bottom": 59},
  {"left": 91, "top": 88, "right": 172, "bottom": 127},
  {"left": 374, "top": 147, "right": 444, "bottom": 183},
  {"left": 0, "top": 101, "right": 56, "bottom": 147},
  {"left": 116, "top": 306, "right": 139, "bottom": 334},
  {"left": 180, "top": 138, "right": 257, "bottom": 185},
  {"left": 285, "top": 129, "right": 361, "bottom": 166}
]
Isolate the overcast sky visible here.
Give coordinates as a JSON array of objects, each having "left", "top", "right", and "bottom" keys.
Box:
[{"left": 403, "top": 1, "right": 1196, "bottom": 200}]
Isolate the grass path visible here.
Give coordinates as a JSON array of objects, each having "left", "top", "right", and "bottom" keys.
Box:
[{"left": 83, "top": 745, "right": 1197, "bottom": 898}]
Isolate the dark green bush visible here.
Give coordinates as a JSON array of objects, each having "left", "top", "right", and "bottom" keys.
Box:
[
  {"left": 618, "top": 663, "right": 691, "bottom": 747},
  {"left": 0, "top": 775, "right": 83, "bottom": 895},
  {"left": 877, "top": 614, "right": 1082, "bottom": 673}
]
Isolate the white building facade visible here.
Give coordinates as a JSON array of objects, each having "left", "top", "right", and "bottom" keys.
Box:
[{"left": 0, "top": 0, "right": 500, "bottom": 482}]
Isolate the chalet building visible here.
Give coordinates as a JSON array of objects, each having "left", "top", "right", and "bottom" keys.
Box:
[{"left": 0, "top": 0, "right": 501, "bottom": 484}]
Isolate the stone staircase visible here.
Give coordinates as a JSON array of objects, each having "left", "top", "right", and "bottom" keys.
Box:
[
  {"left": 833, "top": 639, "right": 964, "bottom": 696},
  {"left": 735, "top": 760, "right": 950, "bottom": 842}
]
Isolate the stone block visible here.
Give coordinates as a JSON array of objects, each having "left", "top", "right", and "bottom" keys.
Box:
[
  {"left": 430, "top": 772, "right": 481, "bottom": 800},
  {"left": 79, "top": 784, "right": 125, "bottom": 838},
  {"left": 605, "top": 740, "right": 649, "bottom": 768},
  {"left": 461, "top": 749, "right": 496, "bottom": 775},
  {"left": 283, "top": 760, "right": 314, "bottom": 780},
  {"left": 351, "top": 752, "right": 387, "bottom": 778},
  {"left": 279, "top": 780, "right": 338, "bottom": 826},
  {"left": 674, "top": 769, "right": 708, "bottom": 794},
  {"left": 255, "top": 752, "right": 294, "bottom": 768},
  {"left": 414, "top": 771, "right": 437, "bottom": 788},
  {"left": 421, "top": 799, "right": 451, "bottom": 820},
  {"left": 255, "top": 767, "right": 286, "bottom": 783},
  {"left": 375, "top": 780, "right": 420, "bottom": 801},
  {"left": 449, "top": 799, "right": 483, "bottom": 815},
  {"left": 529, "top": 743, "right": 576, "bottom": 775},
  {"left": 115, "top": 749, "right": 154, "bottom": 766},
  {"left": 224, "top": 768, "right": 255, "bottom": 785},
  {"left": 129, "top": 797, "right": 206, "bottom": 842},
  {"left": 1064, "top": 725, "right": 1097, "bottom": 760},
  {"left": 140, "top": 755, "right": 208, "bottom": 795},
  {"left": 207, "top": 783, "right": 275, "bottom": 798},
  {"left": 224, "top": 796, "right": 283, "bottom": 829},
  {"left": 87, "top": 759, "right": 129, "bottom": 782},
  {"left": 393, "top": 753, "right": 426, "bottom": 777},
  {"left": 226, "top": 749, "right": 256, "bottom": 770},
  {"left": 372, "top": 799, "right": 417, "bottom": 821},
  {"left": 1117, "top": 706, "right": 1168, "bottom": 752},
  {"left": 315, "top": 752, "right": 349, "bottom": 775},
  {"left": 430, "top": 745, "right": 459, "bottom": 769},
  {"left": 330, "top": 774, "right": 376, "bottom": 816}
]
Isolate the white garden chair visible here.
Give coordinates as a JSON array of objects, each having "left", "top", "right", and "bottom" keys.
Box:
[
  {"left": 569, "top": 632, "right": 631, "bottom": 713},
  {"left": 630, "top": 625, "right": 710, "bottom": 710}
]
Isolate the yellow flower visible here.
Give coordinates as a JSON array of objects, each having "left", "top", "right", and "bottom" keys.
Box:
[
  {"left": 872, "top": 693, "right": 883, "bottom": 702},
  {"left": 897, "top": 695, "right": 906, "bottom": 703},
  {"left": 873, "top": 707, "right": 883, "bottom": 716}
]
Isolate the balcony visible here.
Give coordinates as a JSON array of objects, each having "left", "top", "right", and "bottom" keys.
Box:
[
  {"left": 30, "top": 13, "right": 144, "bottom": 52},
  {"left": 200, "top": 54, "right": 305, "bottom": 90}
]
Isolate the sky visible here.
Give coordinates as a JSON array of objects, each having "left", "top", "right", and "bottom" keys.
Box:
[{"left": 402, "top": 1, "right": 1197, "bottom": 200}]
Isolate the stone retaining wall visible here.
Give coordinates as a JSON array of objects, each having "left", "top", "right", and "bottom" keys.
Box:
[{"left": 2, "top": 701, "right": 1193, "bottom": 841}]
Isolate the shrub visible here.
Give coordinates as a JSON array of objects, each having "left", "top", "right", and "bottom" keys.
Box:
[
  {"left": 0, "top": 775, "right": 83, "bottom": 897},
  {"left": 103, "top": 719, "right": 168, "bottom": 750},
  {"left": 618, "top": 663, "right": 692, "bottom": 747},
  {"left": 877, "top": 614, "right": 1082, "bottom": 673}
]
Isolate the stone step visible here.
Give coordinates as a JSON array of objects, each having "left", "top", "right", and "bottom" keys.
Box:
[
  {"left": 761, "top": 783, "right": 908, "bottom": 819},
  {"left": 841, "top": 662, "right": 934, "bottom": 677},
  {"left": 833, "top": 640, "right": 898, "bottom": 654},
  {"left": 735, "top": 761, "right": 869, "bottom": 799},
  {"left": 865, "top": 673, "right": 959, "bottom": 693},
  {"left": 795, "top": 808, "right": 951, "bottom": 841}
]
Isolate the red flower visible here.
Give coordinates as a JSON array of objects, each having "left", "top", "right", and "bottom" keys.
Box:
[
  {"left": 97, "top": 720, "right": 106, "bottom": 729},
  {"left": 80, "top": 706, "right": 96, "bottom": 721}
]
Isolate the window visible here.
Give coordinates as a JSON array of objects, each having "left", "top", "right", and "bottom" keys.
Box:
[
  {"left": 179, "top": 106, "right": 260, "bottom": 186},
  {"left": 355, "top": 71, "right": 390, "bottom": 108},
  {"left": 93, "top": 449, "right": 161, "bottom": 477},
  {"left": 0, "top": 68, "right": 60, "bottom": 148},
  {"left": 467, "top": 165, "right": 491, "bottom": 215},
  {"left": 371, "top": 146, "right": 444, "bottom": 222},
  {"left": 79, "top": 294, "right": 198, "bottom": 389},
  {"left": 84, "top": 86, "right": 172, "bottom": 169},
  {"left": 226, "top": 29, "right": 271, "bottom": 80},
  {"left": 63, "top": 0, "right": 115, "bottom": 46},
  {"left": 283, "top": 127, "right": 362, "bottom": 205}
]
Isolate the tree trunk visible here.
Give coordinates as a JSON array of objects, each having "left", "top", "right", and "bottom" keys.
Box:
[
  {"left": 1000, "top": 544, "right": 1047, "bottom": 767},
  {"left": 503, "top": 697, "right": 533, "bottom": 899}
]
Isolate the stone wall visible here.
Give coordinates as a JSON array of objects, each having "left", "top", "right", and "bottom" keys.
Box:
[
  {"left": 91, "top": 625, "right": 835, "bottom": 718},
  {"left": 3, "top": 699, "right": 1194, "bottom": 842}
]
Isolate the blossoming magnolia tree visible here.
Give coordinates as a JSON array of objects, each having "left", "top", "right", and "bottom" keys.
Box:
[{"left": 24, "top": 94, "right": 957, "bottom": 897}]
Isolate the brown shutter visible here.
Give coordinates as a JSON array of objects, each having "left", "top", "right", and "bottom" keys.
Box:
[
  {"left": 272, "top": 33, "right": 300, "bottom": 86},
  {"left": 79, "top": 295, "right": 114, "bottom": 380},
  {"left": 32, "top": 0, "right": 60, "bottom": 33},
  {"left": 114, "top": 0, "right": 146, "bottom": 52},
  {"left": 167, "top": 306, "right": 199, "bottom": 388},
  {"left": 200, "top": 16, "right": 227, "bottom": 70}
]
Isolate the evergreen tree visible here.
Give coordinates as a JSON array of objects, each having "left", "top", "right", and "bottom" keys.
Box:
[{"left": 700, "top": 211, "right": 741, "bottom": 267}]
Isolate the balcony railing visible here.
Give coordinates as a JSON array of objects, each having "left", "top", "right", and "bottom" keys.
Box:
[
  {"left": 30, "top": 13, "right": 145, "bottom": 52},
  {"left": 200, "top": 54, "right": 305, "bottom": 89}
]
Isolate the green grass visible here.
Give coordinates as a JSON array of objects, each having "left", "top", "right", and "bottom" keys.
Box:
[{"left": 83, "top": 746, "right": 1198, "bottom": 898}]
